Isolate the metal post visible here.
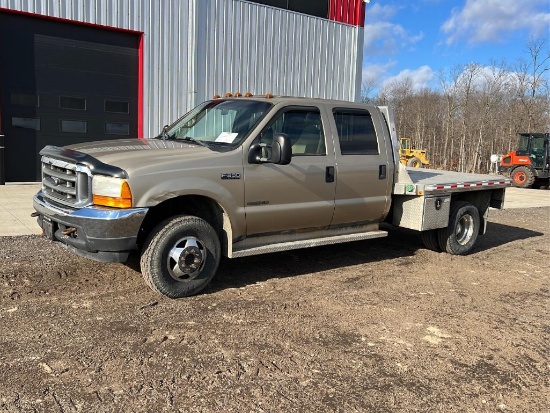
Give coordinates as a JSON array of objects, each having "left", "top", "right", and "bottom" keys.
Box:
[{"left": 0, "top": 134, "right": 5, "bottom": 185}]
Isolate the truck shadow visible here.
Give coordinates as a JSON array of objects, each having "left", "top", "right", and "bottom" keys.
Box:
[
  {"left": 474, "top": 222, "right": 544, "bottom": 251},
  {"left": 206, "top": 221, "right": 543, "bottom": 294}
]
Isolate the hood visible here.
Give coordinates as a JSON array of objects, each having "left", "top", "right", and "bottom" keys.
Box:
[
  {"left": 64, "top": 138, "right": 217, "bottom": 174},
  {"left": 67, "top": 138, "right": 197, "bottom": 156}
]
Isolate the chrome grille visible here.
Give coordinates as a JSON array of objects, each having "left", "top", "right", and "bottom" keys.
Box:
[{"left": 41, "top": 156, "right": 92, "bottom": 208}]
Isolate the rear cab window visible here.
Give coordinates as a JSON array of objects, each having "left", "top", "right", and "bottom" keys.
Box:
[{"left": 332, "top": 108, "right": 379, "bottom": 155}]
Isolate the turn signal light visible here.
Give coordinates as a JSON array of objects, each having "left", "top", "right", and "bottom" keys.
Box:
[{"left": 92, "top": 176, "right": 133, "bottom": 208}]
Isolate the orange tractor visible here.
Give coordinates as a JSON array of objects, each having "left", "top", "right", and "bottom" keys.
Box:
[{"left": 499, "top": 133, "right": 550, "bottom": 188}]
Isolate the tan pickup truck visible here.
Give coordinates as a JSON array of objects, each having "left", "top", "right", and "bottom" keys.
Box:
[{"left": 33, "top": 96, "right": 510, "bottom": 298}]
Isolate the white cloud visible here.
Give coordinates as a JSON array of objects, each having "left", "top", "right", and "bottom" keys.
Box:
[
  {"left": 381, "top": 66, "right": 436, "bottom": 91},
  {"left": 363, "top": 3, "right": 423, "bottom": 56},
  {"left": 441, "top": 0, "right": 550, "bottom": 45},
  {"left": 365, "top": 3, "right": 399, "bottom": 21},
  {"left": 362, "top": 61, "right": 397, "bottom": 86}
]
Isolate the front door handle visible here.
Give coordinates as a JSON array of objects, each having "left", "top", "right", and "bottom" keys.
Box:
[{"left": 326, "top": 166, "right": 335, "bottom": 183}]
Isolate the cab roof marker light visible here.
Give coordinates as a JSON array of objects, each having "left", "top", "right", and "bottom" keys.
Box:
[
  {"left": 234, "top": 92, "right": 242, "bottom": 97},
  {"left": 265, "top": 93, "right": 274, "bottom": 99},
  {"left": 225, "top": 92, "right": 233, "bottom": 97},
  {"left": 245, "top": 92, "right": 253, "bottom": 97},
  {"left": 213, "top": 94, "right": 221, "bottom": 99}
]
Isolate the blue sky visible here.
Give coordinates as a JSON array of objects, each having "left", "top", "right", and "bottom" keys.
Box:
[{"left": 362, "top": 0, "right": 550, "bottom": 92}]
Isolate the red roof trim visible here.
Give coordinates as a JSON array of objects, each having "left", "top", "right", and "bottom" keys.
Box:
[{"left": 329, "top": 0, "right": 365, "bottom": 26}]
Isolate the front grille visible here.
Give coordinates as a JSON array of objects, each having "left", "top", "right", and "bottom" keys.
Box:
[{"left": 42, "top": 156, "right": 92, "bottom": 208}]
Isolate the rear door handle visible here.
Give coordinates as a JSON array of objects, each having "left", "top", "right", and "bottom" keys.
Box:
[
  {"left": 379, "top": 165, "right": 387, "bottom": 179},
  {"left": 326, "top": 166, "right": 335, "bottom": 183}
]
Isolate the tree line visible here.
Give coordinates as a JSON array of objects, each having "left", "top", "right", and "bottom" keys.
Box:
[{"left": 363, "top": 37, "right": 550, "bottom": 174}]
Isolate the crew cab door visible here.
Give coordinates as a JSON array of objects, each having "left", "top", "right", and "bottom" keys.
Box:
[
  {"left": 328, "top": 106, "right": 394, "bottom": 225},
  {"left": 243, "top": 105, "right": 336, "bottom": 235}
]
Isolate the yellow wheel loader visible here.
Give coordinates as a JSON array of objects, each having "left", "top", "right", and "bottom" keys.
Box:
[{"left": 399, "top": 138, "right": 430, "bottom": 168}]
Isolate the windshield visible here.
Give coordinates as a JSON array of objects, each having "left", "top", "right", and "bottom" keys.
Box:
[{"left": 164, "top": 100, "right": 273, "bottom": 147}]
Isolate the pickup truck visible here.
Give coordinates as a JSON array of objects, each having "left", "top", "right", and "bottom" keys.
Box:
[{"left": 33, "top": 96, "right": 511, "bottom": 298}]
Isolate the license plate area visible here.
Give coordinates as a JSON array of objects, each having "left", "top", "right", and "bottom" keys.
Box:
[{"left": 43, "top": 217, "right": 56, "bottom": 240}]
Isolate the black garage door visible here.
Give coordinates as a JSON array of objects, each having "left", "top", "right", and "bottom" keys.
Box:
[{"left": 0, "top": 12, "right": 139, "bottom": 182}]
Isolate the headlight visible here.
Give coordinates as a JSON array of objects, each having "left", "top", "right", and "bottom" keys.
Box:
[{"left": 92, "top": 175, "right": 133, "bottom": 208}]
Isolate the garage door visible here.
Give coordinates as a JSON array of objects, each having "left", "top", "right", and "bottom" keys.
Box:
[{"left": 0, "top": 12, "right": 139, "bottom": 182}]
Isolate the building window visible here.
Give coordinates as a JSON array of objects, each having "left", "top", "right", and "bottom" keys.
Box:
[
  {"left": 105, "top": 100, "right": 129, "bottom": 114},
  {"left": 105, "top": 122, "right": 130, "bottom": 135},
  {"left": 248, "top": 1, "right": 329, "bottom": 19},
  {"left": 11, "top": 94, "right": 39, "bottom": 107},
  {"left": 333, "top": 109, "right": 378, "bottom": 155},
  {"left": 12, "top": 117, "right": 40, "bottom": 130},
  {"left": 61, "top": 120, "right": 87, "bottom": 133},
  {"left": 60, "top": 96, "right": 86, "bottom": 111}
]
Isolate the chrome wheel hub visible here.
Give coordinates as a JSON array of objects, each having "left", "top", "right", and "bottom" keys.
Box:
[
  {"left": 456, "top": 215, "right": 474, "bottom": 245},
  {"left": 167, "top": 237, "right": 206, "bottom": 282}
]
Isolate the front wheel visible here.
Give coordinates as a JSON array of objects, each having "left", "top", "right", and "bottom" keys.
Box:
[
  {"left": 141, "top": 215, "right": 221, "bottom": 298},
  {"left": 437, "top": 201, "right": 480, "bottom": 255},
  {"left": 407, "top": 157, "right": 423, "bottom": 168},
  {"left": 511, "top": 166, "right": 535, "bottom": 188}
]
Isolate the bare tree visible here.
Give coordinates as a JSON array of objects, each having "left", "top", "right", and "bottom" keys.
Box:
[
  {"left": 514, "top": 36, "right": 550, "bottom": 132},
  {"left": 369, "top": 37, "right": 549, "bottom": 173},
  {"left": 360, "top": 78, "right": 378, "bottom": 103}
]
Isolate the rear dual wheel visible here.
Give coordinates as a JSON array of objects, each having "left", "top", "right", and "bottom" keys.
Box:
[
  {"left": 437, "top": 201, "right": 480, "bottom": 255},
  {"left": 421, "top": 201, "right": 480, "bottom": 255},
  {"left": 421, "top": 230, "right": 441, "bottom": 252}
]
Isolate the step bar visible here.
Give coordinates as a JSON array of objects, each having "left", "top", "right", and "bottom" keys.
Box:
[{"left": 230, "top": 228, "right": 388, "bottom": 258}]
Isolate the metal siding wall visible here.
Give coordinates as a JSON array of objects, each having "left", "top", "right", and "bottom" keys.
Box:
[
  {"left": 200, "top": 0, "right": 361, "bottom": 103},
  {"left": 0, "top": 0, "right": 196, "bottom": 138},
  {"left": 0, "top": 0, "right": 363, "bottom": 137}
]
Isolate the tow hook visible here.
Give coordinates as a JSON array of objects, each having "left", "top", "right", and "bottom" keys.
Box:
[
  {"left": 31, "top": 212, "right": 40, "bottom": 217},
  {"left": 62, "top": 227, "right": 77, "bottom": 236}
]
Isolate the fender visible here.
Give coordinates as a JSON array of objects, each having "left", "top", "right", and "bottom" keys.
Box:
[
  {"left": 133, "top": 176, "right": 246, "bottom": 240},
  {"left": 500, "top": 151, "right": 532, "bottom": 167}
]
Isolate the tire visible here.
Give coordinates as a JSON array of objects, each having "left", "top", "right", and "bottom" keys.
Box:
[
  {"left": 511, "top": 166, "right": 535, "bottom": 188},
  {"left": 437, "top": 201, "right": 480, "bottom": 255},
  {"left": 421, "top": 230, "right": 442, "bottom": 252},
  {"left": 407, "top": 157, "right": 422, "bottom": 168},
  {"left": 140, "top": 215, "right": 221, "bottom": 298},
  {"left": 531, "top": 179, "right": 549, "bottom": 189}
]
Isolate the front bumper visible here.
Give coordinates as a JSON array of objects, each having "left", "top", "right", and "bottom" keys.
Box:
[{"left": 33, "top": 190, "right": 148, "bottom": 262}]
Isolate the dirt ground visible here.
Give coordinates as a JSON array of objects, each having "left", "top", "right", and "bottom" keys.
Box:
[{"left": 0, "top": 207, "right": 548, "bottom": 412}]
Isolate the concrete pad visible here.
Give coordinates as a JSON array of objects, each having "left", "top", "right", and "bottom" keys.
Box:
[
  {"left": 0, "top": 184, "right": 42, "bottom": 236},
  {"left": 503, "top": 187, "right": 550, "bottom": 209},
  {"left": 0, "top": 183, "right": 548, "bottom": 237}
]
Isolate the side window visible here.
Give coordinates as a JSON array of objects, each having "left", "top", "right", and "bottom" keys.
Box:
[
  {"left": 333, "top": 109, "right": 379, "bottom": 155},
  {"left": 260, "top": 108, "right": 326, "bottom": 156}
]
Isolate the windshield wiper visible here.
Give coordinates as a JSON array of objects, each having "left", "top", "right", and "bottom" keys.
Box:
[
  {"left": 154, "top": 125, "right": 174, "bottom": 140},
  {"left": 181, "top": 136, "right": 209, "bottom": 148}
]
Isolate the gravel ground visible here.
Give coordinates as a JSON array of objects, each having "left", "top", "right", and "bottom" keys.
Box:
[{"left": 0, "top": 207, "right": 548, "bottom": 412}]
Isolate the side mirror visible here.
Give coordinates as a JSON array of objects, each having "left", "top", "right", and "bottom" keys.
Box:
[
  {"left": 248, "top": 133, "right": 292, "bottom": 165},
  {"left": 270, "top": 133, "right": 292, "bottom": 165}
]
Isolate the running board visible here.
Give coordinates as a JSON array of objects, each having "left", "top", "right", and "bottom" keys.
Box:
[{"left": 231, "top": 229, "right": 388, "bottom": 258}]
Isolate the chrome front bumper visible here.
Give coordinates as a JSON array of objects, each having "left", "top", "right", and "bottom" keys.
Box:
[{"left": 33, "top": 190, "right": 148, "bottom": 262}]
